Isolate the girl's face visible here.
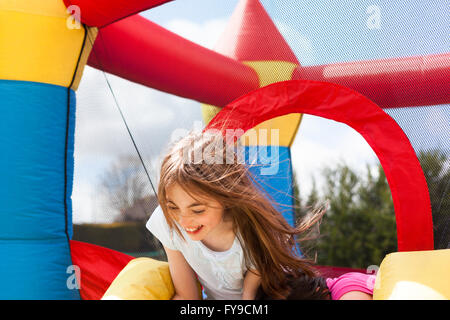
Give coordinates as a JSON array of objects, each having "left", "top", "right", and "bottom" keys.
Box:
[{"left": 165, "top": 183, "right": 230, "bottom": 242}]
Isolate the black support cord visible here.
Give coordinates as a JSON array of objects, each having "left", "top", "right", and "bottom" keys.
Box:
[{"left": 85, "top": 29, "right": 158, "bottom": 199}]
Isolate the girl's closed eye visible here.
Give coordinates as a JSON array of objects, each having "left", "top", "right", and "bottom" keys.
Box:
[{"left": 192, "top": 209, "right": 205, "bottom": 214}]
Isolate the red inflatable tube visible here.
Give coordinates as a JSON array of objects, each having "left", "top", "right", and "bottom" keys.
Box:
[
  {"left": 293, "top": 53, "right": 450, "bottom": 109},
  {"left": 207, "top": 80, "right": 434, "bottom": 252},
  {"left": 87, "top": 14, "right": 259, "bottom": 107},
  {"left": 70, "top": 240, "right": 134, "bottom": 300},
  {"left": 63, "top": 0, "right": 173, "bottom": 27}
]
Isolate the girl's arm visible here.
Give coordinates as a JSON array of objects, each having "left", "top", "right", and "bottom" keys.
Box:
[
  {"left": 242, "top": 269, "right": 261, "bottom": 300},
  {"left": 164, "top": 246, "right": 202, "bottom": 300}
]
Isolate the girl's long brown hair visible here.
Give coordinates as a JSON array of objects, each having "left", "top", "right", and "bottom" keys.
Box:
[{"left": 157, "top": 130, "right": 327, "bottom": 299}]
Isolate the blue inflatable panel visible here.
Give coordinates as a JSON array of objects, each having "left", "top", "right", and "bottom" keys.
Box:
[
  {"left": 0, "top": 80, "right": 79, "bottom": 299},
  {"left": 245, "top": 145, "right": 302, "bottom": 256},
  {"left": 245, "top": 145, "right": 295, "bottom": 226},
  {"left": 0, "top": 239, "right": 79, "bottom": 299}
]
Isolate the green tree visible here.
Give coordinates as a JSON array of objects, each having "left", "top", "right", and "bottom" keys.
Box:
[
  {"left": 295, "top": 149, "right": 449, "bottom": 268},
  {"left": 305, "top": 162, "right": 397, "bottom": 269},
  {"left": 291, "top": 170, "right": 323, "bottom": 260},
  {"left": 356, "top": 164, "right": 397, "bottom": 265},
  {"left": 296, "top": 177, "right": 322, "bottom": 259},
  {"left": 292, "top": 169, "right": 319, "bottom": 226},
  {"left": 418, "top": 149, "right": 449, "bottom": 249}
]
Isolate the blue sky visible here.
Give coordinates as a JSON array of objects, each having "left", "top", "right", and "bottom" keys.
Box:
[
  {"left": 142, "top": 0, "right": 449, "bottom": 63},
  {"left": 73, "top": 0, "right": 448, "bottom": 223}
]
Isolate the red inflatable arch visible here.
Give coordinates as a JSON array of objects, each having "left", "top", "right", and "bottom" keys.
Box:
[{"left": 206, "top": 79, "right": 434, "bottom": 252}]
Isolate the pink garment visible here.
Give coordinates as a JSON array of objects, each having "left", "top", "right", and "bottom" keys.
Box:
[{"left": 326, "top": 272, "right": 376, "bottom": 300}]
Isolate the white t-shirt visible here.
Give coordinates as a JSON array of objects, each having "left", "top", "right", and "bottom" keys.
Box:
[{"left": 146, "top": 205, "right": 251, "bottom": 300}]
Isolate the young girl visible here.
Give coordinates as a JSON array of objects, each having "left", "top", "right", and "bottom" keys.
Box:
[{"left": 146, "top": 130, "right": 375, "bottom": 300}]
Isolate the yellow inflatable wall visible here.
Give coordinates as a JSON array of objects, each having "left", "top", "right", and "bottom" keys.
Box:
[{"left": 373, "top": 249, "right": 450, "bottom": 300}]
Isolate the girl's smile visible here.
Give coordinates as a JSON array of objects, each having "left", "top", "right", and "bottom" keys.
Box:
[{"left": 184, "top": 225, "right": 203, "bottom": 234}]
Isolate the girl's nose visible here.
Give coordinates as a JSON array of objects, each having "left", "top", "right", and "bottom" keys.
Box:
[{"left": 178, "top": 213, "right": 194, "bottom": 226}]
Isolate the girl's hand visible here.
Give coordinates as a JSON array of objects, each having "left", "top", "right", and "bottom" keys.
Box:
[{"left": 242, "top": 269, "right": 261, "bottom": 300}]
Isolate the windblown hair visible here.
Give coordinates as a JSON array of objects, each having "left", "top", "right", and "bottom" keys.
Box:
[{"left": 157, "top": 130, "right": 327, "bottom": 299}]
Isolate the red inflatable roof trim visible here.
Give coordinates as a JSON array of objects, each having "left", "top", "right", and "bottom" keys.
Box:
[{"left": 63, "top": 0, "right": 173, "bottom": 27}]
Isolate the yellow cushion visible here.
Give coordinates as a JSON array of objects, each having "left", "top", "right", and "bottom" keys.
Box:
[
  {"left": 102, "top": 258, "right": 175, "bottom": 300},
  {"left": 102, "top": 257, "right": 203, "bottom": 300},
  {"left": 373, "top": 249, "right": 450, "bottom": 300}
]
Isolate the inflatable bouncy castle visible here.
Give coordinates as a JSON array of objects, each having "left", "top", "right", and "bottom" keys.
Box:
[{"left": 0, "top": 0, "right": 448, "bottom": 299}]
